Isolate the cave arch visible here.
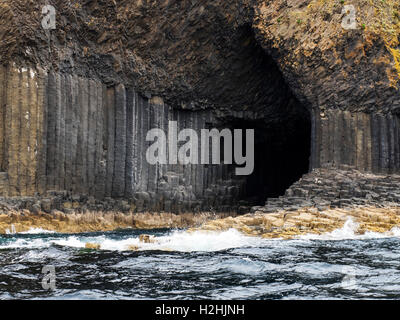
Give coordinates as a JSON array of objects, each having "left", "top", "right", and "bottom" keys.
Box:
[
  {"left": 211, "top": 26, "right": 312, "bottom": 207},
  {"left": 219, "top": 107, "right": 311, "bottom": 207}
]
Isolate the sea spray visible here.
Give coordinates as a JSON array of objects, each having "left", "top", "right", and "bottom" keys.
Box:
[
  {"left": 298, "top": 217, "right": 400, "bottom": 241},
  {"left": 3, "top": 221, "right": 400, "bottom": 253},
  {"left": 5, "top": 224, "right": 16, "bottom": 235}
]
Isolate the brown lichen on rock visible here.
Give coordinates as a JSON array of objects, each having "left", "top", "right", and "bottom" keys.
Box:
[
  {"left": 139, "top": 234, "right": 156, "bottom": 243},
  {"left": 253, "top": 0, "right": 400, "bottom": 113},
  {"left": 192, "top": 206, "right": 400, "bottom": 239},
  {"left": 85, "top": 242, "right": 101, "bottom": 250},
  {"left": 0, "top": 210, "right": 233, "bottom": 234}
]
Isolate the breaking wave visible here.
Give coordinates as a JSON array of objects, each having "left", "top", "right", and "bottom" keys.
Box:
[
  {"left": 298, "top": 218, "right": 400, "bottom": 240},
  {"left": 2, "top": 218, "right": 400, "bottom": 252}
]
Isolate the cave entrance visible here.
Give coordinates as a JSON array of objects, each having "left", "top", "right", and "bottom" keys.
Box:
[
  {"left": 222, "top": 114, "right": 310, "bottom": 207},
  {"left": 213, "top": 25, "right": 312, "bottom": 207}
]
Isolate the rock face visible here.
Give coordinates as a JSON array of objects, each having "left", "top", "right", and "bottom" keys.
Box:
[
  {"left": 253, "top": 0, "right": 400, "bottom": 114},
  {"left": 194, "top": 205, "right": 400, "bottom": 239},
  {"left": 0, "top": 66, "right": 253, "bottom": 212},
  {"left": 0, "top": 0, "right": 399, "bottom": 214},
  {"left": 309, "top": 109, "right": 400, "bottom": 173},
  {"left": 0, "top": 210, "right": 235, "bottom": 234},
  {"left": 253, "top": 167, "right": 400, "bottom": 214}
]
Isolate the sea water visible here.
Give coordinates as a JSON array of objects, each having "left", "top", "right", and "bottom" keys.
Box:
[{"left": 1, "top": 220, "right": 400, "bottom": 299}]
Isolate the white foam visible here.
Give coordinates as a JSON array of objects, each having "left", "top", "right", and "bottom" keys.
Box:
[
  {"left": 46, "top": 229, "right": 264, "bottom": 252},
  {"left": 2, "top": 228, "right": 260, "bottom": 252},
  {"left": 0, "top": 238, "right": 51, "bottom": 249},
  {"left": 5, "top": 224, "right": 16, "bottom": 235},
  {"left": 4, "top": 226, "right": 54, "bottom": 235},
  {"left": 390, "top": 226, "right": 400, "bottom": 237},
  {"left": 19, "top": 228, "right": 55, "bottom": 234},
  {"left": 136, "top": 228, "right": 262, "bottom": 252},
  {"left": 52, "top": 236, "right": 89, "bottom": 248},
  {"left": 298, "top": 217, "right": 400, "bottom": 241},
  {"left": 2, "top": 219, "right": 400, "bottom": 251}
]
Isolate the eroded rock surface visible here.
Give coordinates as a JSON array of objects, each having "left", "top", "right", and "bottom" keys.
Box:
[
  {"left": 0, "top": 0, "right": 398, "bottom": 220},
  {"left": 0, "top": 210, "right": 234, "bottom": 234},
  {"left": 253, "top": 167, "right": 400, "bottom": 213},
  {"left": 193, "top": 205, "right": 400, "bottom": 239},
  {"left": 1, "top": 0, "right": 398, "bottom": 112},
  {"left": 254, "top": 0, "right": 400, "bottom": 113}
]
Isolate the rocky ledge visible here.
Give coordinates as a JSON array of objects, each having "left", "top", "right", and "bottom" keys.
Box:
[
  {"left": 1, "top": 167, "right": 400, "bottom": 238},
  {"left": 191, "top": 167, "right": 400, "bottom": 239},
  {"left": 0, "top": 210, "right": 234, "bottom": 234},
  {"left": 253, "top": 167, "right": 400, "bottom": 213},
  {"left": 192, "top": 206, "right": 400, "bottom": 239}
]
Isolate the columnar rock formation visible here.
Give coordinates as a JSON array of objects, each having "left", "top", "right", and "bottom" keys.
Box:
[
  {"left": 310, "top": 109, "right": 400, "bottom": 173},
  {"left": 254, "top": 167, "right": 400, "bottom": 214},
  {"left": 0, "top": 65, "right": 251, "bottom": 212},
  {"left": 0, "top": 65, "right": 47, "bottom": 197},
  {"left": 0, "top": 0, "right": 399, "bottom": 215}
]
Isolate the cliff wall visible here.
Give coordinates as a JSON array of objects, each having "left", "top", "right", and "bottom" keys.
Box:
[
  {"left": 310, "top": 109, "right": 400, "bottom": 173},
  {"left": 0, "top": 65, "right": 252, "bottom": 212},
  {"left": 0, "top": 0, "right": 399, "bottom": 215}
]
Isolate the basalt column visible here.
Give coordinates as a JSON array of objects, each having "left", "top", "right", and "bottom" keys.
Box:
[
  {"left": 310, "top": 108, "right": 400, "bottom": 174},
  {"left": 0, "top": 68, "right": 253, "bottom": 212},
  {"left": 0, "top": 66, "right": 46, "bottom": 197}
]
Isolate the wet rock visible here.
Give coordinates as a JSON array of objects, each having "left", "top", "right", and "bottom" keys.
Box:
[
  {"left": 117, "top": 200, "right": 131, "bottom": 212},
  {"left": 63, "top": 202, "right": 73, "bottom": 210},
  {"left": 85, "top": 243, "right": 101, "bottom": 250},
  {"left": 41, "top": 199, "right": 52, "bottom": 213},
  {"left": 50, "top": 210, "right": 64, "bottom": 219},
  {"left": 139, "top": 234, "right": 156, "bottom": 243},
  {"left": 29, "top": 202, "right": 41, "bottom": 215}
]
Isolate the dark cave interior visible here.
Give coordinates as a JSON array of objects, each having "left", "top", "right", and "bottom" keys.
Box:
[
  {"left": 212, "top": 26, "right": 312, "bottom": 207},
  {"left": 221, "top": 114, "right": 311, "bottom": 207}
]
